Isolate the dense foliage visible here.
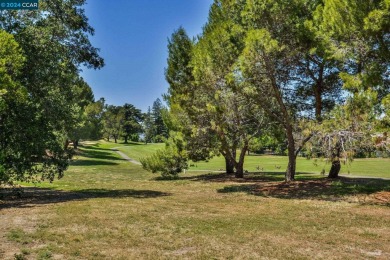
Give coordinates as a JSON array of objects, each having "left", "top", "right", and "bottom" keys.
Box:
[
  {"left": 154, "top": 0, "right": 390, "bottom": 181},
  {"left": 0, "top": 0, "right": 105, "bottom": 184}
]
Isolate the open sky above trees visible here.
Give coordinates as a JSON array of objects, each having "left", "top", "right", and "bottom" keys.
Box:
[{"left": 81, "top": 0, "right": 213, "bottom": 112}]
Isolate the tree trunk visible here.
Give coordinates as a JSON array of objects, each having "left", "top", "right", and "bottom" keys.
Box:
[
  {"left": 107, "top": 136, "right": 110, "bottom": 142},
  {"left": 328, "top": 159, "right": 341, "bottom": 178},
  {"left": 225, "top": 156, "right": 235, "bottom": 174},
  {"left": 285, "top": 126, "right": 296, "bottom": 182},
  {"left": 73, "top": 140, "right": 79, "bottom": 150},
  {"left": 328, "top": 143, "right": 341, "bottom": 178},
  {"left": 124, "top": 136, "right": 128, "bottom": 144},
  {"left": 314, "top": 65, "right": 324, "bottom": 122},
  {"left": 235, "top": 162, "right": 244, "bottom": 178},
  {"left": 114, "top": 136, "right": 117, "bottom": 143},
  {"left": 315, "top": 88, "right": 322, "bottom": 122},
  {"left": 235, "top": 143, "right": 248, "bottom": 179}
]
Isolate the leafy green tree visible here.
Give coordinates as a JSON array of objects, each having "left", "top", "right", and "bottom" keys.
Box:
[
  {"left": 67, "top": 78, "right": 95, "bottom": 149},
  {"left": 143, "top": 106, "right": 154, "bottom": 144},
  {"left": 164, "top": 28, "right": 215, "bottom": 171},
  {"left": 102, "top": 105, "right": 123, "bottom": 143},
  {"left": 122, "top": 104, "right": 143, "bottom": 143},
  {"left": 165, "top": 27, "right": 195, "bottom": 108},
  {"left": 69, "top": 96, "right": 105, "bottom": 149},
  {"left": 189, "top": 18, "right": 269, "bottom": 178},
  {"left": 237, "top": 1, "right": 306, "bottom": 181},
  {"left": 236, "top": 0, "right": 347, "bottom": 181},
  {"left": 166, "top": 10, "right": 270, "bottom": 178},
  {"left": 0, "top": 0, "right": 104, "bottom": 184},
  {"left": 85, "top": 98, "right": 105, "bottom": 140},
  {"left": 164, "top": 0, "right": 344, "bottom": 181},
  {"left": 306, "top": 0, "right": 390, "bottom": 177},
  {"left": 151, "top": 98, "right": 168, "bottom": 142},
  {"left": 0, "top": 30, "right": 26, "bottom": 184}
]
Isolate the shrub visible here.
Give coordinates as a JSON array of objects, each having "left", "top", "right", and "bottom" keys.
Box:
[{"left": 140, "top": 133, "right": 188, "bottom": 178}]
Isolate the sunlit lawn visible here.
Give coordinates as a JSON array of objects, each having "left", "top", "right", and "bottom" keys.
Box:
[
  {"left": 113, "top": 141, "right": 390, "bottom": 179},
  {"left": 188, "top": 155, "right": 390, "bottom": 178},
  {"left": 1, "top": 141, "right": 390, "bottom": 259}
]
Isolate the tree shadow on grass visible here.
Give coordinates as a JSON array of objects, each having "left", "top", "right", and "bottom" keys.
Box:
[
  {"left": 119, "top": 142, "right": 144, "bottom": 146},
  {"left": 78, "top": 152, "right": 124, "bottom": 161},
  {"left": 0, "top": 187, "right": 171, "bottom": 209},
  {"left": 77, "top": 146, "right": 124, "bottom": 161},
  {"left": 176, "top": 171, "right": 311, "bottom": 183},
  {"left": 217, "top": 176, "right": 390, "bottom": 206},
  {"left": 70, "top": 144, "right": 126, "bottom": 165},
  {"left": 70, "top": 159, "right": 120, "bottom": 166},
  {"left": 79, "top": 143, "right": 108, "bottom": 151},
  {"left": 165, "top": 171, "right": 390, "bottom": 206}
]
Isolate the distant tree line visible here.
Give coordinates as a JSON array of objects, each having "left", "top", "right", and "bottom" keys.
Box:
[
  {"left": 142, "top": 0, "right": 390, "bottom": 181},
  {"left": 101, "top": 98, "right": 168, "bottom": 144}
]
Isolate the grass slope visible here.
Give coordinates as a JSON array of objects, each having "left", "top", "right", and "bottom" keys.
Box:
[{"left": 0, "top": 141, "right": 389, "bottom": 259}]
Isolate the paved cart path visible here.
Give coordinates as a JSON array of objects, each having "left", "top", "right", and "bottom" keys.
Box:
[{"left": 111, "top": 148, "right": 142, "bottom": 165}]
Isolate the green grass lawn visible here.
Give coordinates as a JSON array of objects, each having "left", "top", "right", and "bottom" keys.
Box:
[
  {"left": 1, "top": 141, "right": 390, "bottom": 259},
  {"left": 97, "top": 140, "right": 164, "bottom": 161},
  {"left": 188, "top": 155, "right": 390, "bottom": 178},
  {"left": 107, "top": 141, "right": 390, "bottom": 178}
]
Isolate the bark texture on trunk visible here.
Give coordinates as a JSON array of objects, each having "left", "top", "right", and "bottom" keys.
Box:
[
  {"left": 328, "top": 159, "right": 341, "bottom": 178},
  {"left": 285, "top": 126, "right": 296, "bottom": 181},
  {"left": 285, "top": 153, "right": 296, "bottom": 181},
  {"left": 314, "top": 65, "right": 324, "bottom": 122},
  {"left": 315, "top": 88, "right": 322, "bottom": 122},
  {"left": 328, "top": 142, "right": 341, "bottom": 178},
  {"left": 235, "top": 163, "right": 244, "bottom": 178},
  {"left": 234, "top": 143, "right": 248, "bottom": 179},
  {"left": 225, "top": 156, "right": 235, "bottom": 174}
]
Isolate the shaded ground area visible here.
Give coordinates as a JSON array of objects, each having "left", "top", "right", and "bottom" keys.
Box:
[
  {"left": 177, "top": 172, "right": 390, "bottom": 206},
  {"left": 0, "top": 187, "right": 171, "bottom": 209},
  {"left": 70, "top": 144, "right": 125, "bottom": 166}
]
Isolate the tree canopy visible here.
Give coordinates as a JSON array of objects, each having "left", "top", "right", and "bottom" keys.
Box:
[
  {"left": 149, "top": 0, "right": 390, "bottom": 181},
  {"left": 0, "top": 0, "right": 104, "bottom": 184}
]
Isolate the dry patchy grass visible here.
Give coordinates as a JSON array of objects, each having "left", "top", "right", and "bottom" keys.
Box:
[{"left": 1, "top": 142, "right": 390, "bottom": 259}]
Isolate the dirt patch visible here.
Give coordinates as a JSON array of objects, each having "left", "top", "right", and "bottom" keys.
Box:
[
  {"left": 0, "top": 206, "right": 42, "bottom": 259},
  {"left": 363, "top": 191, "right": 390, "bottom": 206},
  {"left": 258, "top": 180, "right": 329, "bottom": 198},
  {"left": 217, "top": 177, "right": 390, "bottom": 205}
]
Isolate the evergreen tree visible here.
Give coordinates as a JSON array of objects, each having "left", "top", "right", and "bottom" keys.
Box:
[
  {"left": 122, "top": 104, "right": 143, "bottom": 143},
  {"left": 143, "top": 106, "right": 154, "bottom": 144},
  {"left": 151, "top": 98, "right": 168, "bottom": 142}
]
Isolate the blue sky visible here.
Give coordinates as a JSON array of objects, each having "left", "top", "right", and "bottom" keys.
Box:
[{"left": 81, "top": 0, "right": 213, "bottom": 112}]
